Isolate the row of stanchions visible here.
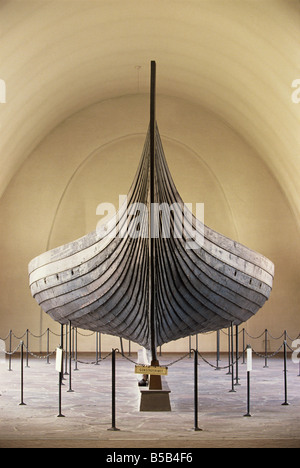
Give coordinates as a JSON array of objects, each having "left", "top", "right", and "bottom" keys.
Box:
[
  {"left": 10, "top": 342, "right": 295, "bottom": 432},
  {"left": 2, "top": 326, "right": 300, "bottom": 373},
  {"left": 2, "top": 321, "right": 299, "bottom": 432}
]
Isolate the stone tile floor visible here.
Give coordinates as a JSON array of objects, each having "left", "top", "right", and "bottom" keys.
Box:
[{"left": 0, "top": 352, "right": 299, "bottom": 448}]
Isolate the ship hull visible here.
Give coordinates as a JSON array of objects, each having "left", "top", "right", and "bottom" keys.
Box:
[{"left": 28, "top": 125, "right": 274, "bottom": 348}]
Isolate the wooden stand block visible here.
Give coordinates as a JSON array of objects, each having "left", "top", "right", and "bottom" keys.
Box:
[{"left": 139, "top": 381, "right": 171, "bottom": 412}]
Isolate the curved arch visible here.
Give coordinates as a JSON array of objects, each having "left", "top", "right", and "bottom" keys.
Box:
[
  {"left": 46, "top": 127, "right": 241, "bottom": 254},
  {"left": 45, "top": 132, "right": 146, "bottom": 252},
  {"left": 0, "top": 0, "right": 299, "bottom": 228}
]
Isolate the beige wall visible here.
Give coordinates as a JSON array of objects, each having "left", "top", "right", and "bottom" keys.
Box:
[{"left": 0, "top": 94, "right": 299, "bottom": 353}]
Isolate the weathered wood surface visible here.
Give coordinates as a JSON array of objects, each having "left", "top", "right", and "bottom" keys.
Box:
[{"left": 28, "top": 125, "right": 274, "bottom": 349}]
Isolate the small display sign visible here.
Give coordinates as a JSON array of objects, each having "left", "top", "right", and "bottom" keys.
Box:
[
  {"left": 135, "top": 365, "right": 168, "bottom": 376},
  {"left": 56, "top": 347, "right": 63, "bottom": 373},
  {"left": 247, "top": 346, "right": 253, "bottom": 372}
]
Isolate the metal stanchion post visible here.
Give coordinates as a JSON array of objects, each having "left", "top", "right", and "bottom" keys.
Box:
[
  {"left": 57, "top": 345, "right": 65, "bottom": 418},
  {"left": 242, "top": 328, "right": 246, "bottom": 364},
  {"left": 235, "top": 325, "right": 240, "bottom": 386},
  {"left": 74, "top": 327, "right": 78, "bottom": 371},
  {"left": 60, "top": 324, "right": 65, "bottom": 385},
  {"left": 227, "top": 327, "right": 231, "bottom": 375},
  {"left": 67, "top": 321, "right": 74, "bottom": 393},
  {"left": 19, "top": 341, "right": 26, "bottom": 406},
  {"left": 229, "top": 323, "right": 236, "bottom": 392},
  {"left": 46, "top": 328, "right": 50, "bottom": 364},
  {"left": 8, "top": 329, "right": 12, "bottom": 371},
  {"left": 264, "top": 329, "right": 269, "bottom": 368},
  {"left": 282, "top": 340, "right": 289, "bottom": 406},
  {"left": 193, "top": 349, "right": 202, "bottom": 431},
  {"left": 25, "top": 329, "right": 30, "bottom": 368},
  {"left": 96, "top": 332, "right": 99, "bottom": 365},
  {"left": 215, "top": 330, "right": 221, "bottom": 370},
  {"left": 99, "top": 332, "right": 102, "bottom": 361},
  {"left": 57, "top": 324, "right": 65, "bottom": 417},
  {"left": 120, "top": 337, "right": 124, "bottom": 357},
  {"left": 244, "top": 345, "right": 252, "bottom": 417},
  {"left": 108, "top": 349, "right": 120, "bottom": 431},
  {"left": 72, "top": 326, "right": 75, "bottom": 359},
  {"left": 64, "top": 327, "right": 68, "bottom": 375}
]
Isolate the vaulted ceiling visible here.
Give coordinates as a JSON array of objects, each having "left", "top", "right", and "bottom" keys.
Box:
[{"left": 0, "top": 0, "right": 299, "bottom": 226}]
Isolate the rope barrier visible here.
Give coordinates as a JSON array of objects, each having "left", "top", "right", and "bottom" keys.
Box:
[
  {"left": 11, "top": 331, "right": 27, "bottom": 340},
  {"left": 76, "top": 330, "right": 96, "bottom": 337},
  {"left": 267, "top": 331, "right": 285, "bottom": 340},
  {"left": 1, "top": 326, "right": 299, "bottom": 375},
  {"left": 48, "top": 329, "right": 61, "bottom": 337},
  {"left": 4, "top": 341, "right": 23, "bottom": 356},
  {"left": 286, "top": 331, "right": 300, "bottom": 341},
  {"left": 3, "top": 342, "right": 57, "bottom": 360},
  {"left": 244, "top": 330, "right": 265, "bottom": 340},
  {"left": 221, "top": 327, "right": 244, "bottom": 337},
  {"left": 251, "top": 343, "right": 284, "bottom": 359},
  {"left": 1, "top": 326, "right": 300, "bottom": 345},
  {"left": 28, "top": 329, "right": 48, "bottom": 339},
  {"left": 116, "top": 350, "right": 139, "bottom": 365},
  {"left": 0, "top": 339, "right": 294, "bottom": 362},
  {"left": 75, "top": 351, "right": 113, "bottom": 366},
  {"left": 1, "top": 335, "right": 297, "bottom": 429},
  {"left": 196, "top": 349, "right": 243, "bottom": 370},
  {"left": 164, "top": 352, "right": 190, "bottom": 367}
]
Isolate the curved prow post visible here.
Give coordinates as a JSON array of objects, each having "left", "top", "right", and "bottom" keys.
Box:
[{"left": 149, "top": 60, "right": 162, "bottom": 390}]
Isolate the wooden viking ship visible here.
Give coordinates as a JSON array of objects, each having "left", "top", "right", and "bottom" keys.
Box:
[{"left": 28, "top": 62, "right": 274, "bottom": 365}]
